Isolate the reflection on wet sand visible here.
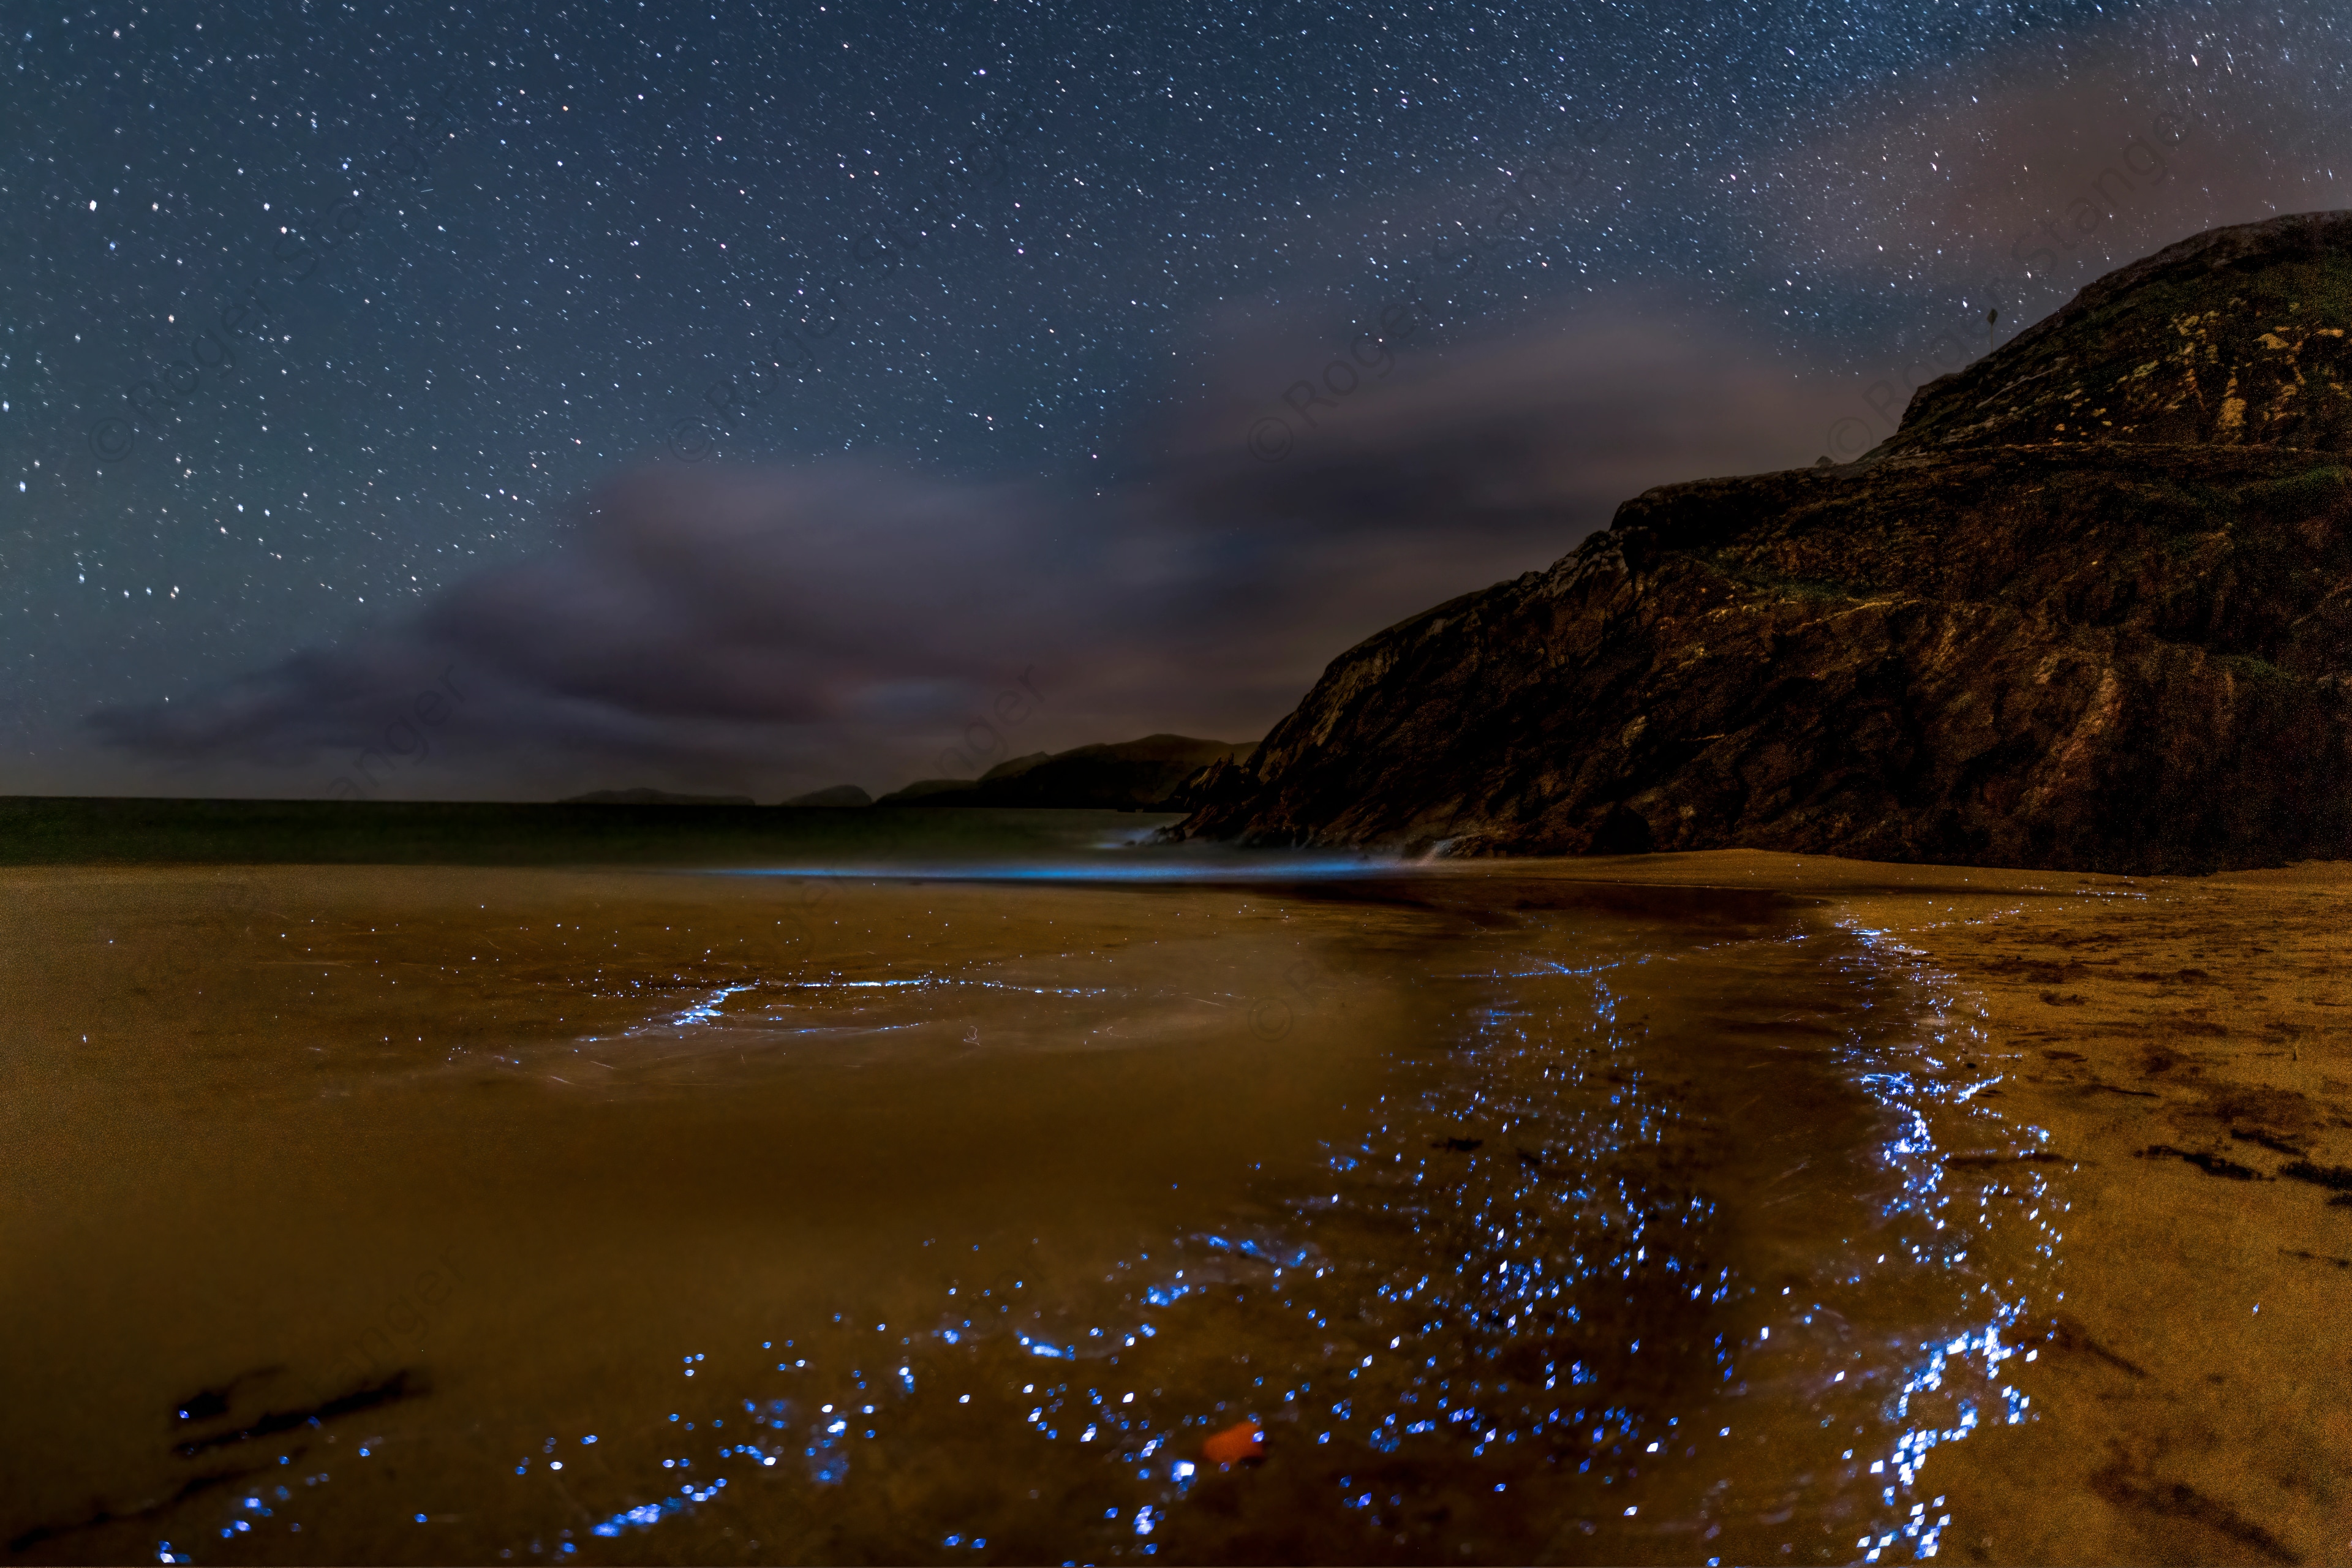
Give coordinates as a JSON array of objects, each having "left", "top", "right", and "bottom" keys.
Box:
[{"left": 1, "top": 849, "right": 2337, "bottom": 1562}]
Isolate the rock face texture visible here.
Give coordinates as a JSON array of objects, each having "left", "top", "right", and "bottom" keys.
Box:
[{"left": 1169, "top": 212, "right": 2352, "bottom": 873}]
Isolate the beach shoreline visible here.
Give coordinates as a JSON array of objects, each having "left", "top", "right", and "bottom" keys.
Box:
[
  {"left": 4, "top": 846, "right": 2341, "bottom": 1562},
  {"left": 1516, "top": 850, "right": 2349, "bottom": 1564}
]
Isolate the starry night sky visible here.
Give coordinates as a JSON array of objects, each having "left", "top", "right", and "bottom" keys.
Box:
[{"left": 4, "top": 0, "right": 2344, "bottom": 801}]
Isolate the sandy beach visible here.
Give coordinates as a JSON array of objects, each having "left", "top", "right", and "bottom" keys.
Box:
[
  {"left": 5, "top": 845, "right": 2346, "bottom": 1564},
  {"left": 1529, "top": 851, "right": 2352, "bottom": 1565}
]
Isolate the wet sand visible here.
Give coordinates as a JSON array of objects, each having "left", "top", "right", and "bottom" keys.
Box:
[
  {"left": 1529, "top": 851, "right": 2352, "bottom": 1566},
  {"left": 2, "top": 846, "right": 2346, "bottom": 1564}
]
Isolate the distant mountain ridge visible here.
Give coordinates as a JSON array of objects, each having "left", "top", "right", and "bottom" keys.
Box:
[
  {"left": 568, "top": 738, "right": 1253, "bottom": 812},
  {"left": 780, "top": 784, "right": 873, "bottom": 807},
  {"left": 560, "top": 787, "right": 757, "bottom": 806},
  {"left": 876, "top": 733, "right": 1256, "bottom": 810}
]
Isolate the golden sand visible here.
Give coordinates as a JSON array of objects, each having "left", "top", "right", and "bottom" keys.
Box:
[
  {"left": 1521, "top": 850, "right": 2352, "bottom": 1565},
  {"left": 4, "top": 853, "right": 2343, "bottom": 1563}
]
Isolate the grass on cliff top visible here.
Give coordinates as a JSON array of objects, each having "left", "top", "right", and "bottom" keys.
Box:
[{"left": 1718, "top": 570, "right": 1882, "bottom": 603}]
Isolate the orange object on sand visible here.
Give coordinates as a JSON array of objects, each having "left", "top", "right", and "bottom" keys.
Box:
[{"left": 1202, "top": 1420, "right": 1264, "bottom": 1466}]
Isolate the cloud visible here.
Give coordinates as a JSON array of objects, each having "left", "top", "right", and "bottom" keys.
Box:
[
  {"left": 1739, "top": 0, "right": 2346, "bottom": 334},
  {"left": 88, "top": 289, "right": 1859, "bottom": 801}
]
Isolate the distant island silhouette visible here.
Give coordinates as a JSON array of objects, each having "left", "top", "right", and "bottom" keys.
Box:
[
  {"left": 559, "top": 787, "right": 758, "bottom": 806},
  {"left": 870, "top": 733, "right": 1253, "bottom": 811}
]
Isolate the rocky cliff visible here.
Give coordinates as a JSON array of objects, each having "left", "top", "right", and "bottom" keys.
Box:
[{"left": 1169, "top": 211, "right": 2352, "bottom": 874}]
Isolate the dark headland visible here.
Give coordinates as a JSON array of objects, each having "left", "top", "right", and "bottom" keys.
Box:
[
  {"left": 1169, "top": 210, "right": 2352, "bottom": 875},
  {"left": 876, "top": 734, "right": 1252, "bottom": 810}
]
